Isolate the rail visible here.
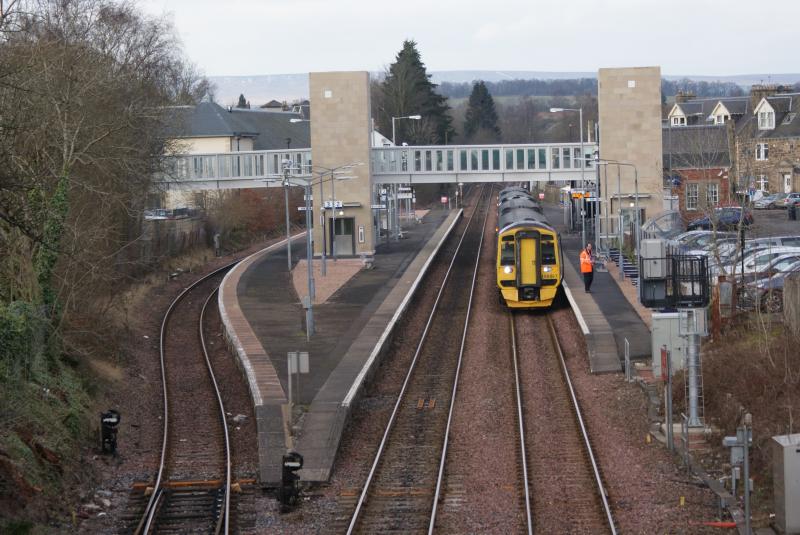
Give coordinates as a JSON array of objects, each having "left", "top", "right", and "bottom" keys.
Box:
[
  {"left": 509, "top": 317, "right": 534, "bottom": 535},
  {"left": 545, "top": 316, "right": 617, "bottom": 534},
  {"left": 134, "top": 261, "right": 239, "bottom": 535},
  {"left": 346, "top": 185, "right": 489, "bottom": 534}
]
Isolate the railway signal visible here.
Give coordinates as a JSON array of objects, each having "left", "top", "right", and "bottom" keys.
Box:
[
  {"left": 279, "top": 451, "right": 304, "bottom": 511},
  {"left": 100, "top": 410, "right": 120, "bottom": 455}
]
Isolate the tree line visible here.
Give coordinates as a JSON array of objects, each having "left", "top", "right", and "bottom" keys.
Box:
[{"left": 438, "top": 77, "right": 774, "bottom": 100}]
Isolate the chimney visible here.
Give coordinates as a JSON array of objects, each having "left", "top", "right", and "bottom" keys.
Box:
[
  {"left": 750, "top": 84, "right": 778, "bottom": 109},
  {"left": 675, "top": 91, "right": 696, "bottom": 104}
]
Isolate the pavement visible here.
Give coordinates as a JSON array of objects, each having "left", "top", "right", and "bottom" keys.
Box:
[
  {"left": 543, "top": 204, "right": 652, "bottom": 372},
  {"left": 219, "top": 207, "right": 461, "bottom": 484}
]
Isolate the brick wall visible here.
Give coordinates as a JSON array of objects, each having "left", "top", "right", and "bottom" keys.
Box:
[{"left": 672, "top": 167, "right": 731, "bottom": 221}]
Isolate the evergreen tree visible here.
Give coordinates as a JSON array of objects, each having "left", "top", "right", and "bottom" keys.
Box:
[
  {"left": 463, "top": 81, "right": 501, "bottom": 142},
  {"left": 236, "top": 93, "right": 248, "bottom": 108},
  {"left": 376, "top": 40, "right": 455, "bottom": 145}
]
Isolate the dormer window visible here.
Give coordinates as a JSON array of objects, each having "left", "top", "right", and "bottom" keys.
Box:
[
  {"left": 671, "top": 116, "right": 686, "bottom": 126},
  {"left": 758, "top": 110, "right": 775, "bottom": 129},
  {"left": 715, "top": 114, "right": 729, "bottom": 124}
]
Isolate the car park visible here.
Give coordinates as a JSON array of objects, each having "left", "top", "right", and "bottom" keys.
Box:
[
  {"left": 753, "top": 192, "right": 788, "bottom": 209},
  {"left": 686, "top": 207, "right": 753, "bottom": 231}
]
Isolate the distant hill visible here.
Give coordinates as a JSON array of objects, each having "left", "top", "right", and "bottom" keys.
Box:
[{"left": 208, "top": 70, "right": 800, "bottom": 107}]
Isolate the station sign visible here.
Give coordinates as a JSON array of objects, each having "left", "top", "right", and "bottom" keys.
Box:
[
  {"left": 370, "top": 204, "right": 387, "bottom": 209},
  {"left": 398, "top": 193, "right": 413, "bottom": 200}
]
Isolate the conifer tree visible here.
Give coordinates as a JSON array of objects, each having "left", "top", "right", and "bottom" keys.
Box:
[
  {"left": 376, "top": 40, "right": 455, "bottom": 145},
  {"left": 236, "top": 93, "right": 248, "bottom": 108},
  {"left": 463, "top": 81, "right": 501, "bottom": 142}
]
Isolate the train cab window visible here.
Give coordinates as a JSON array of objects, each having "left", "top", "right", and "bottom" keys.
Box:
[
  {"left": 500, "top": 239, "right": 515, "bottom": 266},
  {"left": 541, "top": 240, "right": 556, "bottom": 264}
]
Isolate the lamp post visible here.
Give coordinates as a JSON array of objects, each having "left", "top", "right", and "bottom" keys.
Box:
[
  {"left": 550, "top": 107, "right": 585, "bottom": 248},
  {"left": 268, "top": 166, "right": 354, "bottom": 339},
  {"left": 391, "top": 115, "right": 421, "bottom": 242}
]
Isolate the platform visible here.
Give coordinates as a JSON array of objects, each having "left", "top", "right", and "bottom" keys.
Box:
[
  {"left": 542, "top": 204, "right": 651, "bottom": 373},
  {"left": 219, "top": 208, "right": 462, "bottom": 484}
]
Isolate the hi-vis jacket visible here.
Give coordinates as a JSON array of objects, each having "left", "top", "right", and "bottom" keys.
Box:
[{"left": 580, "top": 249, "right": 593, "bottom": 273}]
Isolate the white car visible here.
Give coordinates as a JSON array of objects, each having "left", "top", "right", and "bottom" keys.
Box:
[{"left": 730, "top": 247, "right": 800, "bottom": 275}]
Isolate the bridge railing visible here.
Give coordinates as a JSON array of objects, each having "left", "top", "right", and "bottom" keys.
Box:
[
  {"left": 160, "top": 149, "right": 312, "bottom": 183},
  {"left": 371, "top": 143, "right": 597, "bottom": 176}
]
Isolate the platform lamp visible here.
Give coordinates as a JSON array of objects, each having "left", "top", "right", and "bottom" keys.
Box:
[
  {"left": 550, "top": 107, "right": 586, "bottom": 248},
  {"left": 391, "top": 115, "right": 421, "bottom": 241}
]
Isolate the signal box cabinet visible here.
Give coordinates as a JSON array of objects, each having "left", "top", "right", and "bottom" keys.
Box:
[
  {"left": 641, "top": 239, "right": 667, "bottom": 279},
  {"left": 772, "top": 433, "right": 800, "bottom": 534},
  {"left": 651, "top": 313, "right": 686, "bottom": 379}
]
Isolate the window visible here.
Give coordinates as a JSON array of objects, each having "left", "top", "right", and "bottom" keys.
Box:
[
  {"left": 500, "top": 240, "right": 515, "bottom": 266},
  {"left": 758, "top": 110, "right": 775, "bottom": 129},
  {"left": 541, "top": 240, "right": 556, "bottom": 264},
  {"left": 706, "top": 183, "right": 719, "bottom": 205},
  {"left": 686, "top": 183, "right": 699, "bottom": 210},
  {"left": 715, "top": 114, "right": 730, "bottom": 124},
  {"left": 782, "top": 112, "right": 796, "bottom": 125},
  {"left": 671, "top": 116, "right": 686, "bottom": 126},
  {"left": 756, "top": 143, "right": 768, "bottom": 161},
  {"left": 551, "top": 148, "right": 560, "bottom": 169},
  {"left": 757, "top": 175, "right": 769, "bottom": 192},
  {"left": 784, "top": 174, "right": 791, "bottom": 193}
]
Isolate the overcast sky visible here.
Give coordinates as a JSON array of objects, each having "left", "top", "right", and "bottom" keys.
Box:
[{"left": 141, "top": 0, "right": 799, "bottom": 77}]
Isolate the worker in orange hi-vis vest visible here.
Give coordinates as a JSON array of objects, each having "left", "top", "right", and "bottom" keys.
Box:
[{"left": 580, "top": 242, "right": 595, "bottom": 293}]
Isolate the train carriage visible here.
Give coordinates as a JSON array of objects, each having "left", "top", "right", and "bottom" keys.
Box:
[{"left": 496, "top": 188, "right": 563, "bottom": 308}]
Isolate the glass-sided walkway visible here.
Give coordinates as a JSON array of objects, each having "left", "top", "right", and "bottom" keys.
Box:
[{"left": 157, "top": 142, "right": 598, "bottom": 190}]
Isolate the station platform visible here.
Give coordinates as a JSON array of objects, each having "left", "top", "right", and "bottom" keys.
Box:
[
  {"left": 542, "top": 204, "right": 651, "bottom": 373},
  {"left": 219, "top": 208, "right": 461, "bottom": 484}
]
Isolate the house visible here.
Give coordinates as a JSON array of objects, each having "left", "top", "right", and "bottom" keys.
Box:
[
  {"left": 733, "top": 88, "right": 800, "bottom": 195},
  {"left": 663, "top": 124, "right": 731, "bottom": 219},
  {"left": 161, "top": 100, "right": 311, "bottom": 208},
  {"left": 664, "top": 85, "right": 800, "bottom": 209}
]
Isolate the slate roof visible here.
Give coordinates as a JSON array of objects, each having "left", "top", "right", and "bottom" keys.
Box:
[
  {"left": 165, "top": 101, "right": 310, "bottom": 150},
  {"left": 739, "top": 93, "right": 800, "bottom": 140},
  {"left": 662, "top": 124, "right": 730, "bottom": 169}
]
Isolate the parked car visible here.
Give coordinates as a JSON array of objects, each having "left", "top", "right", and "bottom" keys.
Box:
[
  {"left": 753, "top": 192, "right": 788, "bottom": 209},
  {"left": 686, "top": 207, "right": 753, "bottom": 231},
  {"left": 750, "top": 263, "right": 800, "bottom": 312},
  {"left": 779, "top": 192, "right": 800, "bottom": 208},
  {"left": 675, "top": 231, "right": 736, "bottom": 252}
]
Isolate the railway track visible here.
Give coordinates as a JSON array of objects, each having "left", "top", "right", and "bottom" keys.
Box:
[
  {"left": 513, "top": 312, "right": 617, "bottom": 534},
  {"left": 130, "top": 263, "right": 237, "bottom": 534},
  {"left": 343, "top": 185, "right": 491, "bottom": 534}
]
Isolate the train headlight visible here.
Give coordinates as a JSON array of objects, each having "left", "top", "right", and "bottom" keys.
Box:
[
  {"left": 503, "top": 266, "right": 513, "bottom": 274},
  {"left": 542, "top": 266, "right": 552, "bottom": 273}
]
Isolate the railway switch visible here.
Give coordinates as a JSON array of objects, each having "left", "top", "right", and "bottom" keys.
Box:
[
  {"left": 100, "top": 410, "right": 120, "bottom": 455},
  {"left": 279, "top": 451, "right": 304, "bottom": 511}
]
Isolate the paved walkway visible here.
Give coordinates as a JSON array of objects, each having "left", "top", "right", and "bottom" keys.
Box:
[
  {"left": 543, "top": 204, "right": 652, "bottom": 371},
  {"left": 220, "top": 208, "right": 461, "bottom": 484}
]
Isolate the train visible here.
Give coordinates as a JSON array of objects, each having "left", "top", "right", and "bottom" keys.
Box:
[{"left": 496, "top": 186, "right": 563, "bottom": 308}]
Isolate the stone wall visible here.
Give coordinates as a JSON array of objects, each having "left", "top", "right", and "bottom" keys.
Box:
[{"left": 740, "top": 136, "right": 800, "bottom": 193}]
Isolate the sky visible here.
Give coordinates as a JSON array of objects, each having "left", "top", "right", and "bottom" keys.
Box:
[{"left": 140, "top": 0, "right": 800, "bottom": 78}]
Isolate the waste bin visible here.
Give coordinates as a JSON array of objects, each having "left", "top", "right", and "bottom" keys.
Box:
[{"left": 789, "top": 203, "right": 797, "bottom": 221}]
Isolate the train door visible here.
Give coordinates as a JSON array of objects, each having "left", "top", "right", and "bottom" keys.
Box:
[{"left": 517, "top": 232, "right": 540, "bottom": 287}]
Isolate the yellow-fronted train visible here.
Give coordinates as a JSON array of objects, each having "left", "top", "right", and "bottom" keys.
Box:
[{"left": 496, "top": 187, "right": 563, "bottom": 308}]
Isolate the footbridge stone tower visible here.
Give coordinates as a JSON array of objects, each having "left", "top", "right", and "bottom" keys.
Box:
[
  {"left": 309, "top": 71, "right": 375, "bottom": 257},
  {"left": 598, "top": 66, "right": 664, "bottom": 228}
]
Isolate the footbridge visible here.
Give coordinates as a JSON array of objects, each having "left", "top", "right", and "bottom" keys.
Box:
[{"left": 157, "top": 142, "right": 598, "bottom": 191}]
